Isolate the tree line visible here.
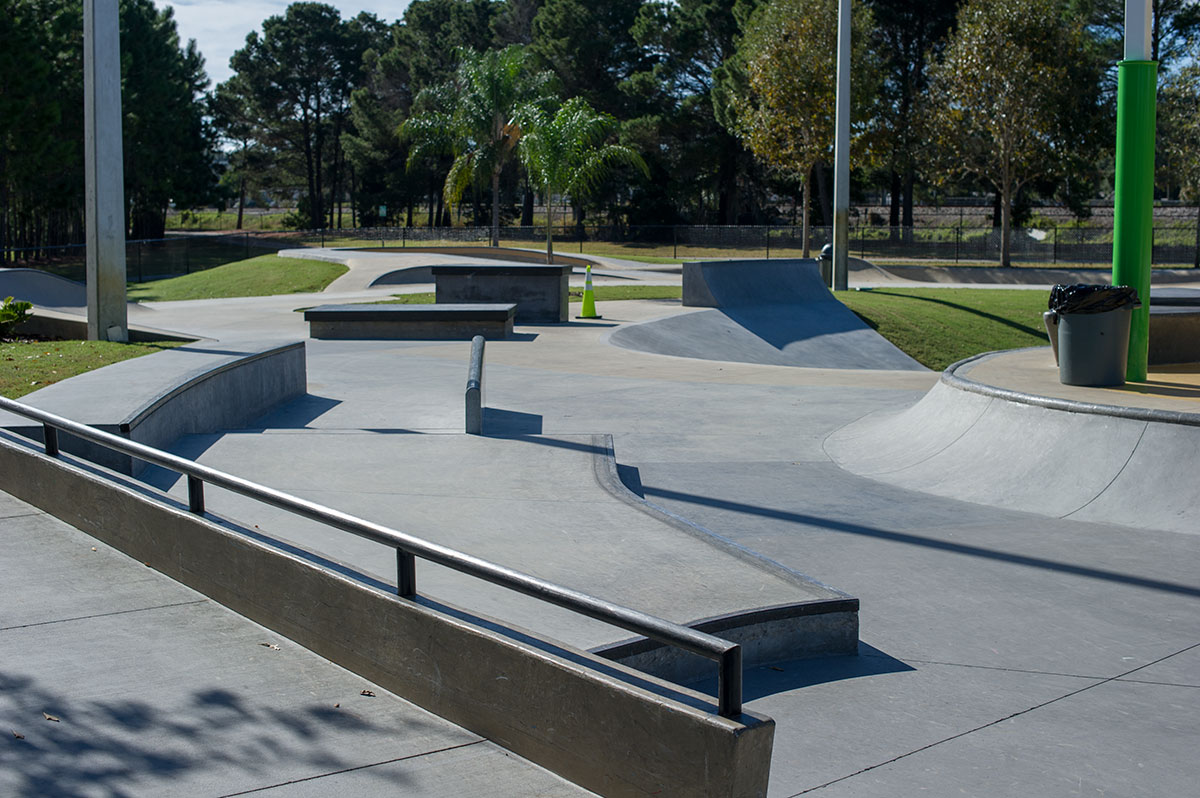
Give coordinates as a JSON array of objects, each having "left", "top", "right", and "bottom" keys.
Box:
[{"left": 3, "top": 0, "right": 1199, "bottom": 266}]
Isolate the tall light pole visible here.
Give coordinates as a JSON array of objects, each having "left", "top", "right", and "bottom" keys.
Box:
[
  {"left": 1112, "top": 0, "right": 1155, "bottom": 381},
  {"left": 831, "top": 0, "right": 851, "bottom": 291},
  {"left": 84, "top": 0, "right": 128, "bottom": 342}
]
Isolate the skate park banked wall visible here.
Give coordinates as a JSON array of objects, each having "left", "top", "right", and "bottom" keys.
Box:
[
  {"left": 825, "top": 350, "right": 1200, "bottom": 534},
  {"left": 0, "top": 426, "right": 776, "bottom": 798}
]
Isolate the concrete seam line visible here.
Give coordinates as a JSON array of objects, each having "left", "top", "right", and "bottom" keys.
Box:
[
  {"left": 943, "top": 349, "right": 1200, "bottom": 427},
  {"left": 819, "top": 392, "right": 994, "bottom": 477},
  {"left": 589, "top": 433, "right": 854, "bottom": 599},
  {"left": 787, "top": 641, "right": 1200, "bottom": 796},
  {"left": 215, "top": 739, "right": 488, "bottom": 797},
  {"left": 0, "top": 599, "right": 209, "bottom": 632},
  {"left": 1059, "top": 420, "right": 1150, "bottom": 520}
]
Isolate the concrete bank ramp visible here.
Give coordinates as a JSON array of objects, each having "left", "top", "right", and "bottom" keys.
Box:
[
  {"left": 609, "top": 259, "right": 925, "bottom": 370},
  {"left": 0, "top": 268, "right": 87, "bottom": 310},
  {"left": 159, "top": 429, "right": 857, "bottom": 681},
  {"left": 824, "top": 354, "right": 1200, "bottom": 534}
]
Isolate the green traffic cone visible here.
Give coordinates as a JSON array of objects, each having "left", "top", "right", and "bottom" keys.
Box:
[{"left": 577, "top": 264, "right": 601, "bottom": 319}]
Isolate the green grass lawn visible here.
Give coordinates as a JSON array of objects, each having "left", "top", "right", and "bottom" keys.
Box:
[
  {"left": 1, "top": 339, "right": 184, "bottom": 399},
  {"left": 127, "top": 254, "right": 347, "bottom": 302},
  {"left": 838, "top": 287, "right": 1050, "bottom": 370}
]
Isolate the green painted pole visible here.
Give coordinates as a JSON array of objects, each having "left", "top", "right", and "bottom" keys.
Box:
[{"left": 1112, "top": 59, "right": 1157, "bottom": 382}]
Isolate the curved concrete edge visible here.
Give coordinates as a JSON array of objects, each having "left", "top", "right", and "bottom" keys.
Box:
[
  {"left": 0, "top": 267, "right": 87, "bottom": 308},
  {"left": 4, "top": 342, "right": 306, "bottom": 476},
  {"left": 21, "top": 307, "right": 199, "bottom": 343},
  {"left": 944, "top": 350, "right": 1200, "bottom": 427},
  {"left": 825, "top": 350, "right": 1200, "bottom": 534},
  {"left": 0, "top": 436, "right": 775, "bottom": 798},
  {"left": 592, "top": 433, "right": 859, "bottom": 679}
]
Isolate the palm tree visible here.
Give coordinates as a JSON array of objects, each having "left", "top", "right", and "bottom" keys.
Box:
[
  {"left": 517, "top": 98, "right": 648, "bottom": 263},
  {"left": 401, "top": 46, "right": 555, "bottom": 247}
]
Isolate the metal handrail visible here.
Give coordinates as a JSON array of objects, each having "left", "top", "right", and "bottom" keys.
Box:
[{"left": 0, "top": 395, "right": 742, "bottom": 717}]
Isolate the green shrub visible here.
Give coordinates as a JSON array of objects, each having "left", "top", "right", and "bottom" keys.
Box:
[{"left": 0, "top": 296, "right": 33, "bottom": 338}]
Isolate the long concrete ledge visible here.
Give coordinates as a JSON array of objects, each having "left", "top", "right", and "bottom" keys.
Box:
[
  {"left": 1, "top": 342, "right": 306, "bottom": 475},
  {"left": 305, "top": 304, "right": 515, "bottom": 340},
  {"left": 0, "top": 436, "right": 775, "bottom": 798}
]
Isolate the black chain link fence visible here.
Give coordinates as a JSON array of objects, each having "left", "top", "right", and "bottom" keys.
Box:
[{"left": 4, "top": 220, "right": 1197, "bottom": 283}]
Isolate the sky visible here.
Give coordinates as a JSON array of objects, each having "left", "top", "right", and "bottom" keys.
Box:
[{"left": 167, "top": 0, "right": 413, "bottom": 86}]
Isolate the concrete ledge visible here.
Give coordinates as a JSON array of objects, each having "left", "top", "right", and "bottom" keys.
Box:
[
  {"left": 21, "top": 308, "right": 197, "bottom": 343},
  {"left": 2, "top": 342, "right": 306, "bottom": 475},
  {"left": 592, "top": 434, "right": 860, "bottom": 680},
  {"left": 465, "top": 335, "right": 485, "bottom": 435},
  {"left": 305, "top": 304, "right": 515, "bottom": 340},
  {"left": 433, "top": 264, "right": 572, "bottom": 323},
  {"left": 0, "top": 436, "right": 776, "bottom": 798},
  {"left": 1149, "top": 307, "right": 1200, "bottom": 365}
]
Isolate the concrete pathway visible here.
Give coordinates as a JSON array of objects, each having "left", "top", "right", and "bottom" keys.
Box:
[{"left": 0, "top": 489, "right": 592, "bottom": 798}]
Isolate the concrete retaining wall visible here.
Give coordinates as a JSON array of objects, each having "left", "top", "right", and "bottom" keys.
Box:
[{"left": 0, "top": 436, "right": 775, "bottom": 798}]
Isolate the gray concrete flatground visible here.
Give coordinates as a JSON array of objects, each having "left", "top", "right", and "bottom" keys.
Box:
[
  {"left": 4, "top": 255, "right": 1200, "bottom": 796},
  {"left": 0, "top": 488, "right": 593, "bottom": 798}
]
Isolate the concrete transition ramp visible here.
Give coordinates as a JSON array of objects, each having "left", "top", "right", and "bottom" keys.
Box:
[
  {"left": 0, "top": 268, "right": 88, "bottom": 310},
  {"left": 609, "top": 259, "right": 925, "bottom": 370},
  {"left": 824, "top": 351, "right": 1200, "bottom": 535}
]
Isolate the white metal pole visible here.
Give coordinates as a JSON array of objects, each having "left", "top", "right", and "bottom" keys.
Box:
[
  {"left": 1124, "top": 0, "right": 1151, "bottom": 60},
  {"left": 84, "top": 0, "right": 128, "bottom": 341},
  {"left": 831, "top": 0, "right": 851, "bottom": 291}
]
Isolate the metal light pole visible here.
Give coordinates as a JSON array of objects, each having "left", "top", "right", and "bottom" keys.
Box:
[
  {"left": 831, "top": 0, "right": 851, "bottom": 291},
  {"left": 1112, "top": 0, "right": 1155, "bottom": 381},
  {"left": 84, "top": 0, "right": 128, "bottom": 341}
]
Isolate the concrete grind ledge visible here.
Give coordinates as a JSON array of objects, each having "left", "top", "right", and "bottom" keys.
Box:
[
  {"left": 1, "top": 341, "right": 306, "bottom": 476},
  {"left": 591, "top": 435, "right": 860, "bottom": 680},
  {"left": 305, "top": 303, "right": 516, "bottom": 340},
  {"left": 0, "top": 436, "right": 775, "bottom": 798}
]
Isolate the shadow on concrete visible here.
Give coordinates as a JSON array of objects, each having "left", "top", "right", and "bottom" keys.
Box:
[
  {"left": 861, "top": 289, "right": 1046, "bottom": 338},
  {"left": 685, "top": 643, "right": 915, "bottom": 702},
  {"left": 251, "top": 393, "right": 343, "bottom": 429},
  {"left": 483, "top": 408, "right": 543, "bottom": 435},
  {"left": 0, "top": 670, "right": 429, "bottom": 798},
  {"left": 640, "top": 485, "right": 1200, "bottom": 599}
]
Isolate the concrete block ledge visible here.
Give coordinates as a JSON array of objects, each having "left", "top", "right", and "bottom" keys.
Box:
[
  {"left": 0, "top": 436, "right": 775, "bottom": 798},
  {"left": 1, "top": 341, "right": 305, "bottom": 476},
  {"left": 591, "top": 433, "right": 860, "bottom": 680},
  {"left": 305, "top": 304, "right": 515, "bottom": 340}
]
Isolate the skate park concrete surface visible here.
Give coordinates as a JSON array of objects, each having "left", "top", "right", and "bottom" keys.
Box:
[{"left": 3, "top": 251, "right": 1200, "bottom": 796}]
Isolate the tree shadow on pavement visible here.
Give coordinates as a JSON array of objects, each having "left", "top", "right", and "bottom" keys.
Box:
[{"left": 0, "top": 670, "right": 437, "bottom": 798}]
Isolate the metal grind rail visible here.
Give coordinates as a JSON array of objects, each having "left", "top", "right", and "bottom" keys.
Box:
[{"left": 0, "top": 395, "right": 743, "bottom": 717}]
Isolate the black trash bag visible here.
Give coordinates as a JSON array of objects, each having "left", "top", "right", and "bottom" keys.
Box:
[{"left": 1048, "top": 284, "right": 1141, "bottom": 314}]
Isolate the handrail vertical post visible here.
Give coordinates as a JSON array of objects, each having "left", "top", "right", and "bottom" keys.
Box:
[
  {"left": 43, "top": 425, "right": 59, "bottom": 457},
  {"left": 187, "top": 476, "right": 205, "bottom": 515},
  {"left": 397, "top": 549, "right": 417, "bottom": 597},
  {"left": 718, "top": 645, "right": 743, "bottom": 718}
]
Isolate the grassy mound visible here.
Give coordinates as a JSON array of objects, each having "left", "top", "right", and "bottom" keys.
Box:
[{"left": 127, "top": 254, "right": 347, "bottom": 302}]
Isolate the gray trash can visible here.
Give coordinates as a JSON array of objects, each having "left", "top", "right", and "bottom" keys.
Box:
[
  {"left": 1048, "top": 284, "right": 1140, "bottom": 387},
  {"left": 818, "top": 244, "right": 833, "bottom": 286}
]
